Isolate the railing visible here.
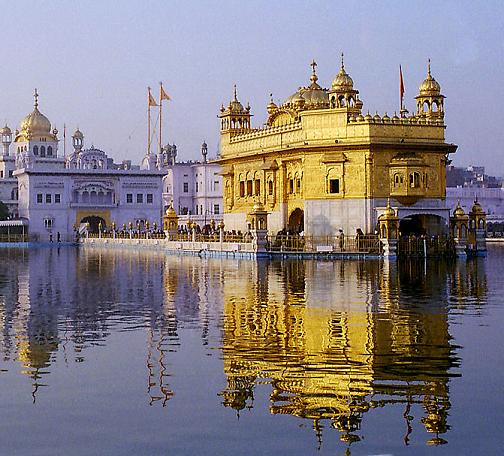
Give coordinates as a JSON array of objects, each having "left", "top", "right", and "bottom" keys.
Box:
[
  {"left": 267, "top": 234, "right": 382, "bottom": 254},
  {"left": 397, "top": 236, "right": 455, "bottom": 257},
  {"left": 0, "top": 234, "right": 29, "bottom": 243}
]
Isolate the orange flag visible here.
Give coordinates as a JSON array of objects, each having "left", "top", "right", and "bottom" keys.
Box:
[
  {"left": 399, "top": 65, "right": 405, "bottom": 100},
  {"left": 148, "top": 88, "right": 158, "bottom": 107},
  {"left": 160, "top": 84, "right": 171, "bottom": 101}
]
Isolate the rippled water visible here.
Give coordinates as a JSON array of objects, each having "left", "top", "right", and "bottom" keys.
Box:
[{"left": 0, "top": 245, "right": 503, "bottom": 455}]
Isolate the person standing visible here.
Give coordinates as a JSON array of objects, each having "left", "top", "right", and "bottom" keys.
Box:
[{"left": 338, "top": 229, "right": 345, "bottom": 251}]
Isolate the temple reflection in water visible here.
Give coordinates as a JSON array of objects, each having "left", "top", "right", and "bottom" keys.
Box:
[
  {"left": 0, "top": 247, "right": 487, "bottom": 448},
  {"left": 219, "top": 257, "right": 487, "bottom": 448}
]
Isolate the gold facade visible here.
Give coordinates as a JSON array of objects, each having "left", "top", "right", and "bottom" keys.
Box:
[{"left": 217, "top": 59, "right": 456, "bottom": 235}]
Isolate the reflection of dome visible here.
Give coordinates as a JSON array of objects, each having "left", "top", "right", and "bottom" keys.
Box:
[
  {"left": 20, "top": 107, "right": 51, "bottom": 135},
  {"left": 419, "top": 62, "right": 441, "bottom": 95}
]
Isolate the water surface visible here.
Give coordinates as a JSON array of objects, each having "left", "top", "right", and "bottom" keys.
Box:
[{"left": 0, "top": 246, "right": 502, "bottom": 455}]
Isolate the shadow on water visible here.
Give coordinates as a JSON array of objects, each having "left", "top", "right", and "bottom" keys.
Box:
[{"left": 0, "top": 247, "right": 489, "bottom": 452}]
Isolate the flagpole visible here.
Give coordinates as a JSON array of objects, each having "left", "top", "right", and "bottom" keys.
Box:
[
  {"left": 159, "top": 82, "right": 163, "bottom": 154},
  {"left": 148, "top": 87, "right": 151, "bottom": 155},
  {"left": 63, "top": 123, "right": 66, "bottom": 158}
]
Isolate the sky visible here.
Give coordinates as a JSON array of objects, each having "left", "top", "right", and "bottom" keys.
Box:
[{"left": 0, "top": 0, "right": 503, "bottom": 173}]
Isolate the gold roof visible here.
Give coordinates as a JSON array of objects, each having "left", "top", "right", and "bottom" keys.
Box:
[
  {"left": 419, "top": 60, "right": 441, "bottom": 96},
  {"left": 283, "top": 60, "right": 329, "bottom": 110},
  {"left": 331, "top": 54, "right": 354, "bottom": 90},
  {"left": 453, "top": 201, "right": 466, "bottom": 217},
  {"left": 470, "top": 200, "right": 485, "bottom": 214},
  {"left": 15, "top": 90, "right": 56, "bottom": 142}
]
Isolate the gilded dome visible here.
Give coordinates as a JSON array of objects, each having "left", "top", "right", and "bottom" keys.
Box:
[
  {"left": 419, "top": 61, "right": 441, "bottom": 95},
  {"left": 20, "top": 107, "right": 51, "bottom": 135},
  {"left": 283, "top": 61, "right": 329, "bottom": 110},
  {"left": 165, "top": 206, "right": 177, "bottom": 217},
  {"left": 453, "top": 201, "right": 466, "bottom": 217},
  {"left": 470, "top": 200, "right": 485, "bottom": 214},
  {"left": 331, "top": 55, "right": 354, "bottom": 90},
  {"left": 381, "top": 199, "right": 397, "bottom": 218}
]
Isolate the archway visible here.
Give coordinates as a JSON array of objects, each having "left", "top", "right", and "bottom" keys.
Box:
[
  {"left": 399, "top": 214, "right": 447, "bottom": 237},
  {"left": 81, "top": 215, "right": 106, "bottom": 233},
  {"left": 287, "top": 208, "right": 304, "bottom": 234}
]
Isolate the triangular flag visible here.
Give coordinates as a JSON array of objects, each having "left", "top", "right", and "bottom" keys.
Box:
[
  {"left": 160, "top": 84, "right": 171, "bottom": 101},
  {"left": 148, "top": 90, "right": 158, "bottom": 107}
]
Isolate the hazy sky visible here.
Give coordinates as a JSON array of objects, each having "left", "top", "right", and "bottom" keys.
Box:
[{"left": 1, "top": 1, "right": 503, "bottom": 173}]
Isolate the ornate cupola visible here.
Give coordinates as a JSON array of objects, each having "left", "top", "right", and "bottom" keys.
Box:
[
  {"left": 219, "top": 85, "right": 252, "bottom": 134},
  {"left": 1, "top": 125, "right": 12, "bottom": 156},
  {"left": 201, "top": 140, "right": 208, "bottom": 163},
  {"left": 72, "top": 128, "right": 84, "bottom": 153},
  {"left": 415, "top": 60, "right": 445, "bottom": 119},
  {"left": 328, "top": 53, "right": 363, "bottom": 113}
]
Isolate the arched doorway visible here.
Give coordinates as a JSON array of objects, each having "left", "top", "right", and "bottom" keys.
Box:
[
  {"left": 81, "top": 215, "right": 106, "bottom": 233},
  {"left": 399, "top": 214, "right": 447, "bottom": 236},
  {"left": 287, "top": 208, "right": 304, "bottom": 234}
]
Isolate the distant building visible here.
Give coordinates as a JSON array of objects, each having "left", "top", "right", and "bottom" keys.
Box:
[
  {"left": 446, "top": 164, "right": 502, "bottom": 188},
  {"left": 162, "top": 141, "right": 223, "bottom": 229}
]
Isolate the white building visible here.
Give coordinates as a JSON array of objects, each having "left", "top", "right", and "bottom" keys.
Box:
[
  {"left": 446, "top": 187, "right": 504, "bottom": 224},
  {"left": 162, "top": 142, "right": 223, "bottom": 229},
  {"left": 3, "top": 91, "right": 164, "bottom": 241}
]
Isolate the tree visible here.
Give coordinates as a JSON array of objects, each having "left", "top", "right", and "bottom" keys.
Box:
[{"left": 0, "top": 201, "right": 9, "bottom": 221}]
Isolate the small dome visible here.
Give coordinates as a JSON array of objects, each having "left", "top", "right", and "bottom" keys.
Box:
[
  {"left": 382, "top": 112, "right": 390, "bottom": 122},
  {"left": 331, "top": 54, "right": 354, "bottom": 90},
  {"left": 1, "top": 125, "right": 11, "bottom": 135},
  {"left": 470, "top": 200, "right": 485, "bottom": 214},
  {"left": 419, "top": 61, "right": 441, "bottom": 95},
  {"left": 282, "top": 61, "right": 329, "bottom": 110},
  {"left": 73, "top": 128, "right": 84, "bottom": 139},
  {"left": 266, "top": 94, "right": 278, "bottom": 114},
  {"left": 364, "top": 112, "right": 373, "bottom": 121},
  {"left": 165, "top": 206, "right": 177, "bottom": 217},
  {"left": 373, "top": 112, "right": 382, "bottom": 122},
  {"left": 453, "top": 201, "right": 466, "bottom": 217},
  {"left": 382, "top": 199, "right": 396, "bottom": 218}
]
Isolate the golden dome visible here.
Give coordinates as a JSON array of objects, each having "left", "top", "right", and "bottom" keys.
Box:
[
  {"left": 20, "top": 107, "right": 51, "bottom": 135},
  {"left": 228, "top": 85, "right": 246, "bottom": 113},
  {"left": 331, "top": 54, "right": 354, "bottom": 90},
  {"left": 283, "top": 60, "right": 329, "bottom": 110},
  {"left": 165, "top": 205, "right": 177, "bottom": 216},
  {"left": 453, "top": 201, "right": 466, "bottom": 217},
  {"left": 266, "top": 93, "right": 278, "bottom": 114},
  {"left": 470, "top": 200, "right": 485, "bottom": 214},
  {"left": 382, "top": 199, "right": 396, "bottom": 218},
  {"left": 419, "top": 61, "right": 441, "bottom": 95}
]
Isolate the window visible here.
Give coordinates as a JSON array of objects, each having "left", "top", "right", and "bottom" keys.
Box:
[
  {"left": 268, "top": 180, "right": 273, "bottom": 195},
  {"left": 8, "top": 170, "right": 13, "bottom": 178},
  {"left": 44, "top": 218, "right": 53, "bottom": 229},
  {"left": 126, "top": 193, "right": 133, "bottom": 203},
  {"left": 33, "top": 146, "right": 39, "bottom": 155},
  {"left": 40, "top": 146, "right": 46, "bottom": 157},
  {"left": 37, "top": 193, "right": 43, "bottom": 203},
  {"left": 214, "top": 180, "right": 219, "bottom": 191},
  {"left": 254, "top": 179, "right": 260, "bottom": 195},
  {"left": 47, "top": 146, "right": 53, "bottom": 156},
  {"left": 147, "top": 193, "right": 153, "bottom": 204},
  {"left": 296, "top": 178, "right": 301, "bottom": 193},
  {"left": 247, "top": 180, "right": 253, "bottom": 196},
  {"left": 55, "top": 194, "right": 61, "bottom": 203},
  {"left": 0, "top": 171, "right": 3, "bottom": 178},
  {"left": 137, "top": 194, "right": 143, "bottom": 204},
  {"left": 329, "top": 179, "right": 340, "bottom": 194},
  {"left": 410, "top": 172, "right": 420, "bottom": 188},
  {"left": 214, "top": 204, "right": 220, "bottom": 215},
  {"left": 46, "top": 194, "right": 52, "bottom": 203},
  {"left": 196, "top": 182, "right": 199, "bottom": 192},
  {"left": 289, "top": 179, "right": 294, "bottom": 194},
  {"left": 239, "top": 181, "right": 245, "bottom": 197},
  {"left": 183, "top": 182, "right": 189, "bottom": 193}
]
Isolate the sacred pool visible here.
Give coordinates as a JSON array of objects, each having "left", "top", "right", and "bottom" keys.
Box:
[{"left": 0, "top": 246, "right": 502, "bottom": 455}]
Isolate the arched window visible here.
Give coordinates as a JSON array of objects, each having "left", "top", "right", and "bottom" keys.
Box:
[
  {"left": 33, "top": 145, "right": 39, "bottom": 155},
  {"left": 47, "top": 146, "right": 53, "bottom": 156},
  {"left": 409, "top": 172, "right": 420, "bottom": 188},
  {"left": 338, "top": 95, "right": 346, "bottom": 107},
  {"left": 40, "top": 146, "right": 46, "bottom": 157},
  {"left": 422, "top": 101, "right": 430, "bottom": 112},
  {"left": 268, "top": 180, "right": 273, "bottom": 196},
  {"left": 330, "top": 96, "right": 336, "bottom": 108}
]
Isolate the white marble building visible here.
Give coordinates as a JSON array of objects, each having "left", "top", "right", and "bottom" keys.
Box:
[
  {"left": 161, "top": 142, "right": 223, "bottom": 228},
  {"left": 3, "top": 92, "right": 164, "bottom": 241}
]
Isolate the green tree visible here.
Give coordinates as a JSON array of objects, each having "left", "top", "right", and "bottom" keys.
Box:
[{"left": 0, "top": 200, "right": 9, "bottom": 220}]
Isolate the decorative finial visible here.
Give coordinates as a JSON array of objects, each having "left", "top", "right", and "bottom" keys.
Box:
[
  {"left": 341, "top": 52, "right": 345, "bottom": 70},
  {"left": 428, "top": 58, "right": 431, "bottom": 76},
  {"left": 269, "top": 93, "right": 273, "bottom": 102},
  {"left": 34, "top": 88, "right": 39, "bottom": 109},
  {"left": 233, "top": 84, "right": 238, "bottom": 101},
  {"left": 310, "top": 59, "right": 317, "bottom": 74}
]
